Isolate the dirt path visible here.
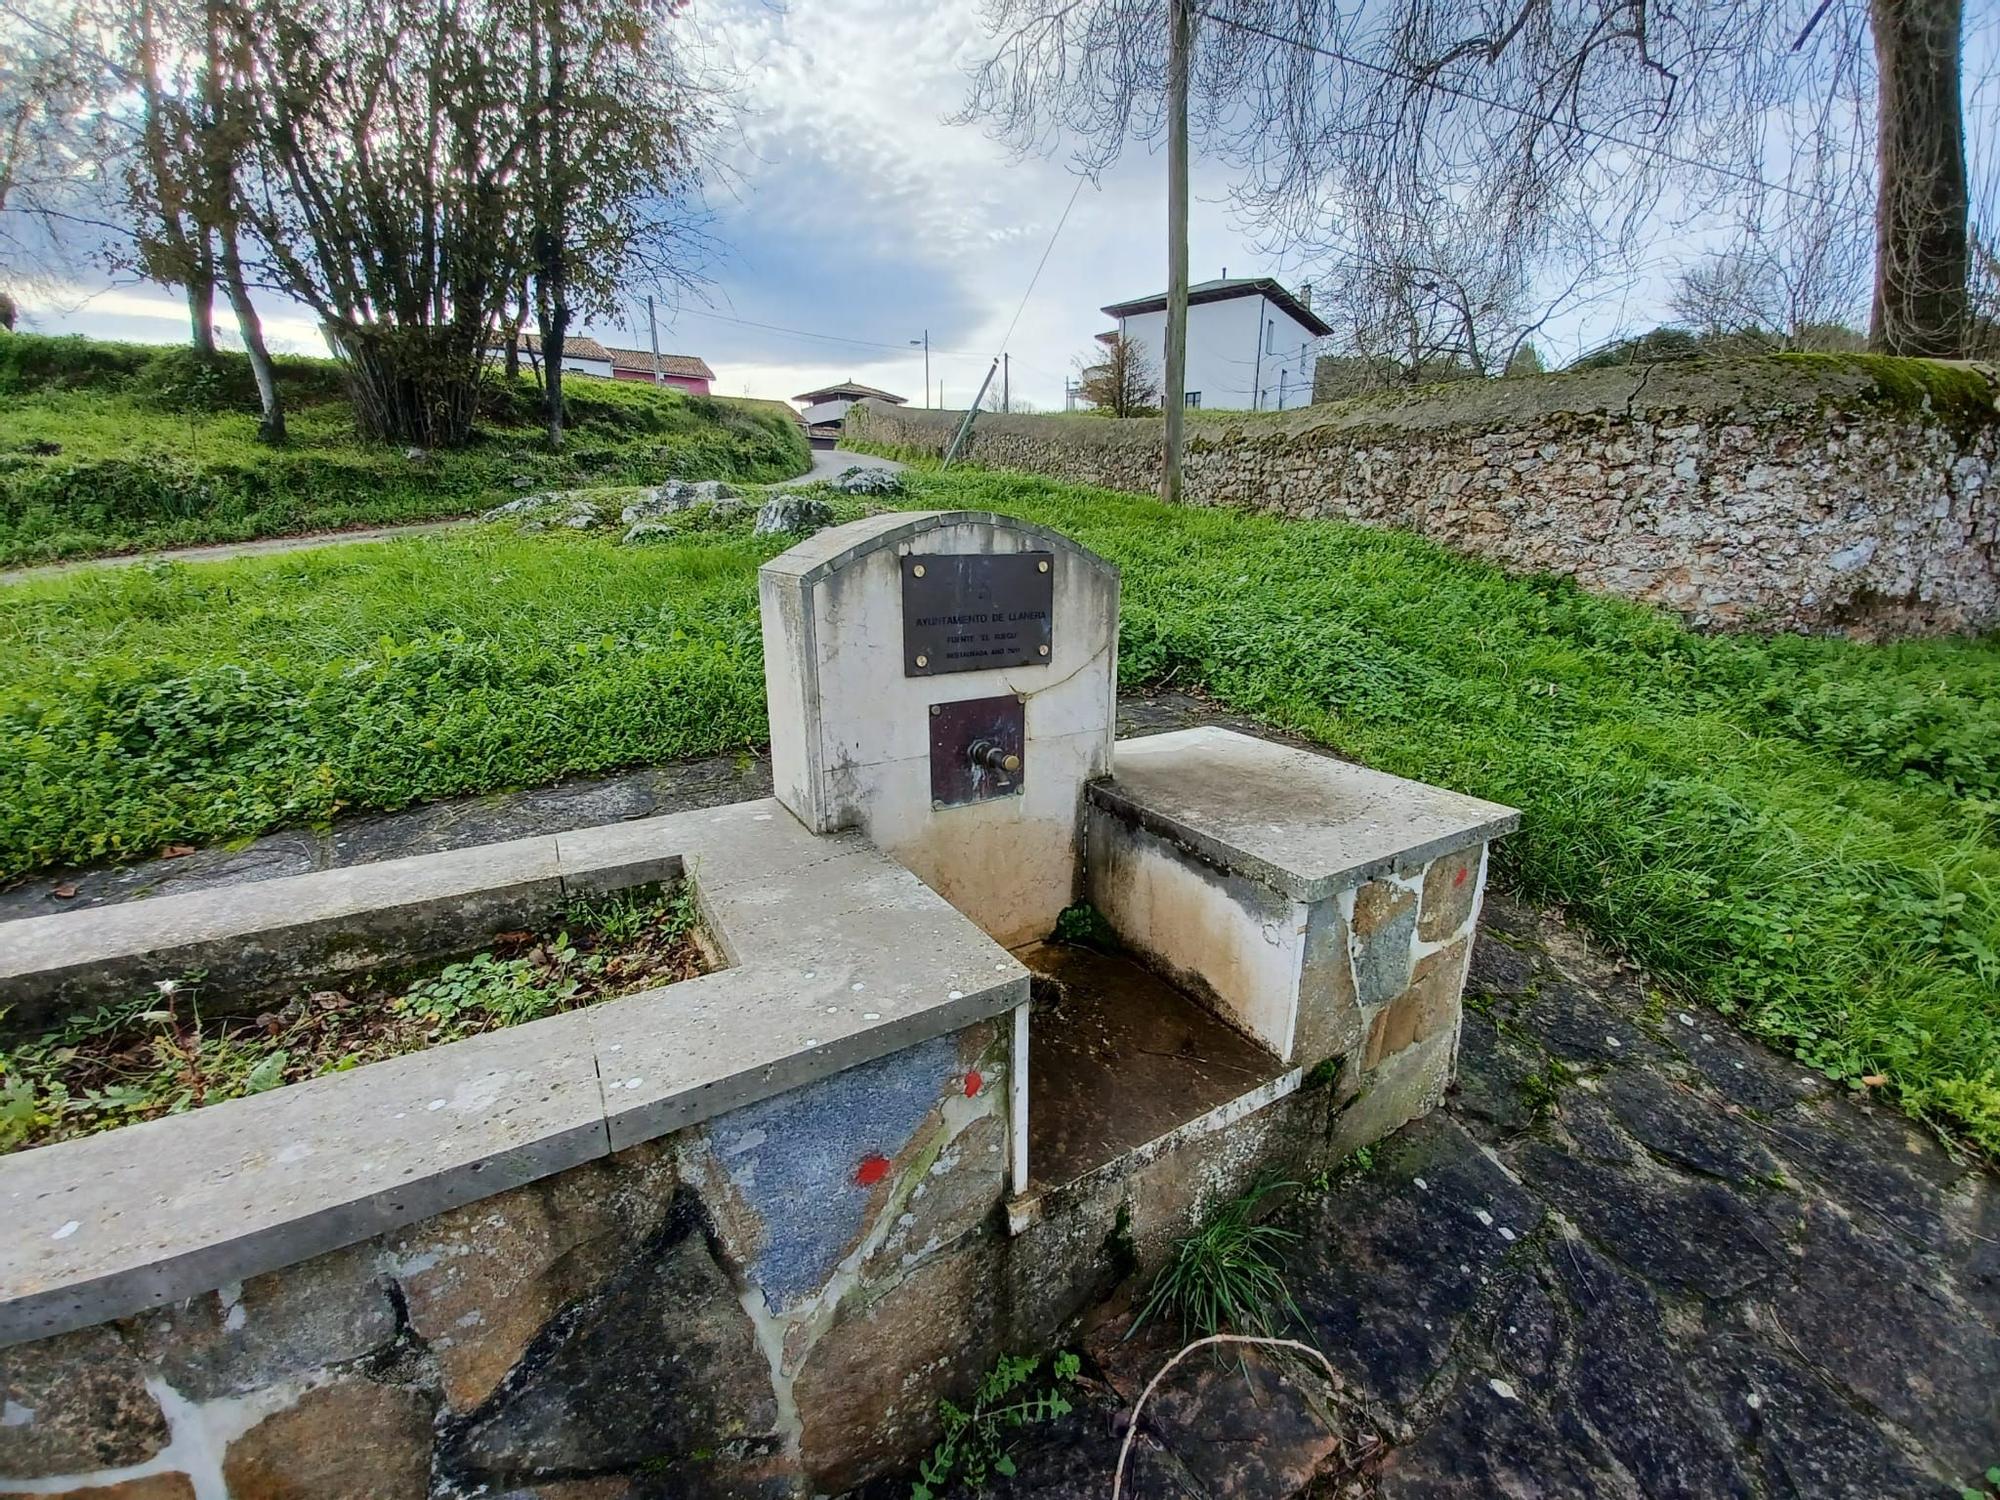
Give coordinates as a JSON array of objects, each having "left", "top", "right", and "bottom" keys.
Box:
[{"left": 0, "top": 519, "right": 469, "bottom": 588}]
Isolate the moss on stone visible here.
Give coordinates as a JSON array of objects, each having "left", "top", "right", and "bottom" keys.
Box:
[{"left": 1772, "top": 352, "right": 1999, "bottom": 436}]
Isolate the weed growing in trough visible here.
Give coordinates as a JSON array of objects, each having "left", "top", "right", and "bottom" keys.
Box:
[{"left": 0, "top": 885, "right": 703, "bottom": 1153}]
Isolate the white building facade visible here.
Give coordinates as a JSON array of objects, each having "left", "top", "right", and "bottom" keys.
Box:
[{"left": 1101, "top": 277, "right": 1330, "bottom": 412}]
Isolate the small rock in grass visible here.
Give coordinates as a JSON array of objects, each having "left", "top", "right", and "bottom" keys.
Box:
[
  {"left": 621, "top": 481, "right": 695, "bottom": 525},
  {"left": 754, "top": 494, "right": 835, "bottom": 536},
  {"left": 479, "top": 493, "right": 547, "bottom": 522},
  {"left": 831, "top": 465, "right": 903, "bottom": 496}
]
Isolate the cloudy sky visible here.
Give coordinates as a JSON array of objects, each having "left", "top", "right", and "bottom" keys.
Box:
[{"left": 11, "top": 0, "right": 1995, "bottom": 409}]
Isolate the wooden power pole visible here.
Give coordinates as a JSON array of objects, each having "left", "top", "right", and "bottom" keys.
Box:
[{"left": 1163, "top": 0, "right": 1191, "bottom": 506}]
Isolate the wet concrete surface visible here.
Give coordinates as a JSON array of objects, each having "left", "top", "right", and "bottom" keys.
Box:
[{"left": 1020, "top": 940, "right": 1286, "bottom": 1192}]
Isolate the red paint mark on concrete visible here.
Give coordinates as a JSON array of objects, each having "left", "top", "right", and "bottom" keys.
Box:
[
  {"left": 855, "top": 1154, "right": 890, "bottom": 1187},
  {"left": 1454, "top": 866, "right": 1468, "bottom": 887},
  {"left": 964, "top": 1070, "right": 983, "bottom": 1097}
]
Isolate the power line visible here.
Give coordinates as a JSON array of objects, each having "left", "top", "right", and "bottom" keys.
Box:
[
  {"left": 664, "top": 304, "right": 987, "bottom": 359},
  {"left": 1194, "top": 8, "right": 1858, "bottom": 216},
  {"left": 997, "top": 175, "right": 1088, "bottom": 355}
]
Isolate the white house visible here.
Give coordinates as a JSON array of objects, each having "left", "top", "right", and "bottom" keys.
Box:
[
  {"left": 793, "top": 381, "right": 908, "bottom": 447},
  {"left": 1100, "top": 275, "right": 1331, "bottom": 411}
]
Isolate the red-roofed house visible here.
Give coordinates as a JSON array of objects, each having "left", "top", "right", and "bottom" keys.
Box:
[{"left": 602, "top": 346, "right": 716, "bottom": 394}]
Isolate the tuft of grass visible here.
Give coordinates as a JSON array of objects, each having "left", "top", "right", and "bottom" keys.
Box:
[
  {"left": 1051, "top": 900, "right": 1119, "bottom": 948},
  {"left": 1133, "top": 1181, "right": 1301, "bottom": 1342}
]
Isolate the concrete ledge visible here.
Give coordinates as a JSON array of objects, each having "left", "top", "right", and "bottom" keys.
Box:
[
  {"left": 1093, "top": 727, "right": 1520, "bottom": 901},
  {"left": 0, "top": 836, "right": 569, "bottom": 1038},
  {"left": 0, "top": 800, "right": 1028, "bottom": 1345}
]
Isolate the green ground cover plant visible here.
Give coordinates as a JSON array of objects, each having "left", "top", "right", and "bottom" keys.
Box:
[
  {"left": 2, "top": 463, "right": 1996, "bottom": 1151},
  {"left": 0, "top": 885, "right": 702, "bottom": 1153},
  {"left": 0, "top": 332, "right": 808, "bottom": 564},
  {"left": 911, "top": 1351, "right": 1080, "bottom": 1499},
  {"left": 1134, "top": 1180, "right": 1301, "bottom": 1341}
]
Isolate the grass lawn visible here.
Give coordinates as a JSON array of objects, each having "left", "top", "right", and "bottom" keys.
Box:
[
  {"left": 2, "top": 464, "right": 1996, "bottom": 1154},
  {"left": 0, "top": 332, "right": 809, "bottom": 565}
]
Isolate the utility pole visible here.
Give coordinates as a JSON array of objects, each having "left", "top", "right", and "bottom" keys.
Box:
[
  {"left": 910, "top": 330, "right": 930, "bottom": 406},
  {"left": 1002, "top": 353, "right": 1010, "bottom": 413},
  {"left": 1163, "top": 0, "right": 1191, "bottom": 506},
  {"left": 646, "top": 294, "right": 664, "bottom": 385}
]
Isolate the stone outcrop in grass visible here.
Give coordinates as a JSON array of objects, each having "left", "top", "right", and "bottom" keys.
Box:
[{"left": 481, "top": 477, "right": 853, "bottom": 545}]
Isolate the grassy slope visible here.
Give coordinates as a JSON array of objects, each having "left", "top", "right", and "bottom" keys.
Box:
[
  {"left": 0, "top": 465, "right": 1995, "bottom": 1152},
  {"left": 0, "top": 332, "right": 809, "bottom": 565}
]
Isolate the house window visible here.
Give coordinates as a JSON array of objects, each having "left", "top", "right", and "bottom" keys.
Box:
[{"left": 1185, "top": 391, "right": 1202, "bottom": 408}]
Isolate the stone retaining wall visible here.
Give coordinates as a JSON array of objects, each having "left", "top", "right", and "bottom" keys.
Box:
[
  {"left": 847, "top": 356, "right": 2000, "bottom": 636},
  {"left": 0, "top": 1022, "right": 1012, "bottom": 1499}
]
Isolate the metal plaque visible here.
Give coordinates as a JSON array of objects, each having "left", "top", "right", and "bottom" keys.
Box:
[
  {"left": 901, "top": 552, "right": 1054, "bottom": 676},
  {"left": 929, "top": 695, "right": 1026, "bottom": 808}
]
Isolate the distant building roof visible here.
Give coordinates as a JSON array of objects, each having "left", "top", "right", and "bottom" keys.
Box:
[
  {"left": 602, "top": 345, "right": 716, "bottom": 381},
  {"left": 1100, "top": 277, "right": 1332, "bottom": 338},
  {"left": 792, "top": 381, "right": 908, "bottom": 405},
  {"left": 502, "top": 331, "right": 615, "bottom": 363}
]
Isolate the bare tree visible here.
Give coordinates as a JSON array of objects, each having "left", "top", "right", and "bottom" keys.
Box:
[
  {"left": 516, "top": 0, "right": 715, "bottom": 448},
  {"left": 199, "top": 0, "right": 284, "bottom": 439},
  {"left": 963, "top": 0, "right": 1973, "bottom": 357},
  {"left": 1965, "top": 226, "right": 2000, "bottom": 357},
  {"left": 121, "top": 0, "right": 219, "bottom": 355},
  {"left": 0, "top": 6, "right": 116, "bottom": 288},
  {"left": 1307, "top": 198, "right": 1594, "bottom": 387},
  {"left": 223, "top": 0, "right": 533, "bottom": 447},
  {"left": 1076, "top": 331, "right": 1159, "bottom": 415},
  {"left": 1671, "top": 246, "right": 1867, "bottom": 352}
]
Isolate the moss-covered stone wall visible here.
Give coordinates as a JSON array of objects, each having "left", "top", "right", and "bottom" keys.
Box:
[{"left": 848, "top": 356, "right": 2000, "bottom": 637}]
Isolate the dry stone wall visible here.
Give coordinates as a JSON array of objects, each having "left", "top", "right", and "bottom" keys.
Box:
[{"left": 849, "top": 357, "right": 2000, "bottom": 637}]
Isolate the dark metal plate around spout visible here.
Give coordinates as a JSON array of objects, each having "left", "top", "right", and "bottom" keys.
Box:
[
  {"left": 902, "top": 552, "right": 1054, "bottom": 676},
  {"left": 929, "top": 694, "right": 1026, "bottom": 808}
]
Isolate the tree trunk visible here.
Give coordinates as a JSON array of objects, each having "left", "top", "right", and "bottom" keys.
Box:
[
  {"left": 538, "top": 1, "right": 570, "bottom": 452},
  {"left": 542, "top": 306, "right": 566, "bottom": 450},
  {"left": 1869, "top": 0, "right": 1968, "bottom": 355},
  {"left": 220, "top": 227, "right": 286, "bottom": 444},
  {"left": 188, "top": 268, "right": 217, "bottom": 357},
  {"left": 332, "top": 325, "right": 481, "bottom": 448}
]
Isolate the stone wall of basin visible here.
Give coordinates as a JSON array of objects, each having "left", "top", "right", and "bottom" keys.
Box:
[
  {"left": 0, "top": 1020, "right": 1014, "bottom": 1499},
  {"left": 845, "top": 357, "right": 2000, "bottom": 638}
]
